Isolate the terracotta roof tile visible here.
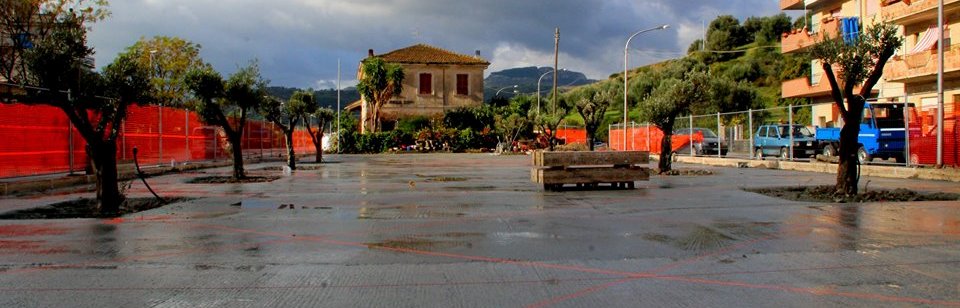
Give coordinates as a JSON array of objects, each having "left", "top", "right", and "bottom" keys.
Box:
[{"left": 376, "top": 44, "right": 490, "bottom": 66}]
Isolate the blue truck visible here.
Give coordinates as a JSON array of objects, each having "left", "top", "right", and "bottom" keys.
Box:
[{"left": 815, "top": 101, "right": 912, "bottom": 164}]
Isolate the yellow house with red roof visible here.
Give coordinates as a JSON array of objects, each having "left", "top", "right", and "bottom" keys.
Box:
[{"left": 349, "top": 44, "right": 490, "bottom": 133}]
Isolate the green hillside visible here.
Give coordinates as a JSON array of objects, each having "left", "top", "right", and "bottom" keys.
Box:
[{"left": 560, "top": 13, "right": 810, "bottom": 141}]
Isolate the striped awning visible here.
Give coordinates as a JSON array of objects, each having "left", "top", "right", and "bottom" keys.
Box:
[{"left": 910, "top": 25, "right": 940, "bottom": 54}]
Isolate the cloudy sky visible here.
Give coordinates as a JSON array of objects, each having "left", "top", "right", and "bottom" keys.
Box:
[{"left": 88, "top": 0, "right": 783, "bottom": 89}]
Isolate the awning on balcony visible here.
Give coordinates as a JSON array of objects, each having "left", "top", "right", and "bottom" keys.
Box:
[{"left": 910, "top": 25, "right": 940, "bottom": 54}]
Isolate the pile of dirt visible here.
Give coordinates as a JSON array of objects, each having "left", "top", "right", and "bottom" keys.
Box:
[
  {"left": 747, "top": 185, "right": 960, "bottom": 203},
  {"left": 0, "top": 197, "right": 191, "bottom": 219},
  {"left": 186, "top": 176, "right": 280, "bottom": 184}
]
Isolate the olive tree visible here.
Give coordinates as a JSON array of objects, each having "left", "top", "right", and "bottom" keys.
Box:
[
  {"left": 638, "top": 68, "right": 710, "bottom": 173},
  {"left": 259, "top": 93, "right": 305, "bottom": 170},
  {"left": 185, "top": 62, "right": 267, "bottom": 179},
  {"left": 810, "top": 22, "right": 901, "bottom": 195},
  {"left": 306, "top": 107, "right": 335, "bottom": 163},
  {"left": 13, "top": 13, "right": 152, "bottom": 214},
  {"left": 574, "top": 89, "right": 611, "bottom": 151}
]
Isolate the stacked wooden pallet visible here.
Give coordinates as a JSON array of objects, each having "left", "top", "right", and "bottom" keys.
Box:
[{"left": 531, "top": 150, "right": 650, "bottom": 191}]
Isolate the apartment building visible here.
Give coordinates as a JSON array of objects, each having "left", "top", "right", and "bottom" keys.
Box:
[
  {"left": 780, "top": 0, "right": 959, "bottom": 165},
  {"left": 780, "top": 0, "right": 892, "bottom": 128}
]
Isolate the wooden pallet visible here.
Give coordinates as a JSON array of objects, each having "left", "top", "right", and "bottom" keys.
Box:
[{"left": 531, "top": 151, "right": 651, "bottom": 191}]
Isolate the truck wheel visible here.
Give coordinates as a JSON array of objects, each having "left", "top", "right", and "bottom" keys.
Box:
[
  {"left": 857, "top": 147, "right": 871, "bottom": 164},
  {"left": 822, "top": 144, "right": 836, "bottom": 157},
  {"left": 755, "top": 148, "right": 764, "bottom": 160},
  {"left": 895, "top": 154, "right": 906, "bottom": 164},
  {"left": 779, "top": 147, "right": 789, "bottom": 160}
]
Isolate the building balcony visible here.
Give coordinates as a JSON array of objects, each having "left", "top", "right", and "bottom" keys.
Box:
[
  {"left": 881, "top": 0, "right": 960, "bottom": 24},
  {"left": 783, "top": 67, "right": 867, "bottom": 99},
  {"left": 884, "top": 45, "right": 960, "bottom": 82},
  {"left": 783, "top": 76, "right": 834, "bottom": 98},
  {"left": 781, "top": 17, "right": 841, "bottom": 54},
  {"left": 781, "top": 0, "right": 805, "bottom": 10}
]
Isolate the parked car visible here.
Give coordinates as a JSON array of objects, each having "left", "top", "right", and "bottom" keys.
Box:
[
  {"left": 674, "top": 128, "right": 728, "bottom": 156},
  {"left": 754, "top": 124, "right": 817, "bottom": 159}
]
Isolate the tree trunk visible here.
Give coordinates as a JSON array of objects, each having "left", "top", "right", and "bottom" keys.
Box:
[
  {"left": 587, "top": 135, "right": 595, "bottom": 151},
  {"left": 284, "top": 130, "right": 296, "bottom": 170},
  {"left": 314, "top": 132, "right": 324, "bottom": 163},
  {"left": 229, "top": 134, "right": 245, "bottom": 179},
  {"left": 658, "top": 132, "right": 673, "bottom": 172},
  {"left": 92, "top": 142, "right": 123, "bottom": 215},
  {"left": 658, "top": 120, "right": 675, "bottom": 172},
  {"left": 835, "top": 102, "right": 864, "bottom": 195}
]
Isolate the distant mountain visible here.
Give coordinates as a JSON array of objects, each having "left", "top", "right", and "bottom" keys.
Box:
[
  {"left": 265, "top": 86, "right": 360, "bottom": 110},
  {"left": 484, "top": 67, "right": 596, "bottom": 101}
]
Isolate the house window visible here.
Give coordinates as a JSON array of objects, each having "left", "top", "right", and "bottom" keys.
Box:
[
  {"left": 419, "top": 73, "right": 432, "bottom": 95},
  {"left": 456, "top": 74, "right": 469, "bottom": 95}
]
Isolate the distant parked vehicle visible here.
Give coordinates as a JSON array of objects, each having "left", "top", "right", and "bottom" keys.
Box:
[
  {"left": 815, "top": 101, "right": 912, "bottom": 164},
  {"left": 754, "top": 124, "right": 817, "bottom": 160},
  {"left": 675, "top": 128, "right": 727, "bottom": 156}
]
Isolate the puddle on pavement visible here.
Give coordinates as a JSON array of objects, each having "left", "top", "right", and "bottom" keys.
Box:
[
  {"left": 366, "top": 236, "right": 470, "bottom": 250},
  {"left": 357, "top": 205, "right": 465, "bottom": 219},
  {"left": 414, "top": 174, "right": 468, "bottom": 182},
  {"left": 786, "top": 203, "right": 960, "bottom": 250}
]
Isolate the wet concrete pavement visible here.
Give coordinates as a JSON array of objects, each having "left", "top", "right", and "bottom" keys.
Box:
[{"left": 0, "top": 153, "right": 958, "bottom": 307}]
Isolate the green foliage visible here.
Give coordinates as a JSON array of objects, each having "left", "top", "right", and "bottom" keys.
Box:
[
  {"left": 529, "top": 104, "right": 567, "bottom": 151},
  {"left": 396, "top": 115, "right": 432, "bottom": 135},
  {"left": 443, "top": 105, "right": 495, "bottom": 131},
  {"left": 0, "top": 0, "right": 111, "bottom": 84},
  {"left": 810, "top": 22, "right": 902, "bottom": 93},
  {"left": 637, "top": 61, "right": 711, "bottom": 129},
  {"left": 574, "top": 88, "right": 611, "bottom": 151},
  {"left": 120, "top": 36, "right": 205, "bottom": 108}
]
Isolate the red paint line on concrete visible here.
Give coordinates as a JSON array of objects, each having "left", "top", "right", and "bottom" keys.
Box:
[{"left": 180, "top": 220, "right": 960, "bottom": 307}]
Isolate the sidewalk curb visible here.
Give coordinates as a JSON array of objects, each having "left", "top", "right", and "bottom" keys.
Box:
[{"left": 675, "top": 156, "right": 960, "bottom": 182}]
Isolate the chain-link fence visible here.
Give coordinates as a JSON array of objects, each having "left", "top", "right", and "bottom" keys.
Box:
[{"left": 607, "top": 101, "right": 948, "bottom": 167}]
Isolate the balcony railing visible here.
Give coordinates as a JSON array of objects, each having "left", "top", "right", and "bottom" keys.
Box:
[
  {"left": 781, "top": 17, "right": 842, "bottom": 53},
  {"left": 885, "top": 45, "right": 960, "bottom": 82},
  {"left": 781, "top": 0, "right": 804, "bottom": 10},
  {"left": 881, "top": 0, "right": 960, "bottom": 24}
]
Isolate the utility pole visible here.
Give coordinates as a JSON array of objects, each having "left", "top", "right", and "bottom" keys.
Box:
[
  {"left": 337, "top": 58, "right": 341, "bottom": 154},
  {"left": 553, "top": 27, "right": 559, "bottom": 114},
  {"left": 936, "top": 0, "right": 944, "bottom": 166}
]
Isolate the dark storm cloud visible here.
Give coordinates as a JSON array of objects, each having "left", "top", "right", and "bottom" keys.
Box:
[{"left": 88, "top": 0, "right": 781, "bottom": 89}]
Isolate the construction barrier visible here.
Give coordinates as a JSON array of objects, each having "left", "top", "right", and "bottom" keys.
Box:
[{"left": 0, "top": 103, "right": 317, "bottom": 178}]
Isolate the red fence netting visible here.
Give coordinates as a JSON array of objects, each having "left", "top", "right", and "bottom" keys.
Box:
[
  {"left": 608, "top": 124, "right": 702, "bottom": 154},
  {"left": 0, "top": 103, "right": 317, "bottom": 178},
  {"left": 555, "top": 127, "right": 587, "bottom": 145},
  {"left": 909, "top": 103, "right": 959, "bottom": 166}
]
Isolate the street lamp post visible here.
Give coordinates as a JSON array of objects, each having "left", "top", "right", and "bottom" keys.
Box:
[
  {"left": 495, "top": 85, "right": 518, "bottom": 97},
  {"left": 622, "top": 24, "right": 668, "bottom": 151}
]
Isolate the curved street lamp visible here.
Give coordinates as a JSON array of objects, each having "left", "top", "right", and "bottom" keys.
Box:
[
  {"left": 537, "top": 68, "right": 564, "bottom": 114},
  {"left": 495, "top": 85, "right": 518, "bottom": 97},
  {"left": 623, "top": 24, "right": 668, "bottom": 151}
]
